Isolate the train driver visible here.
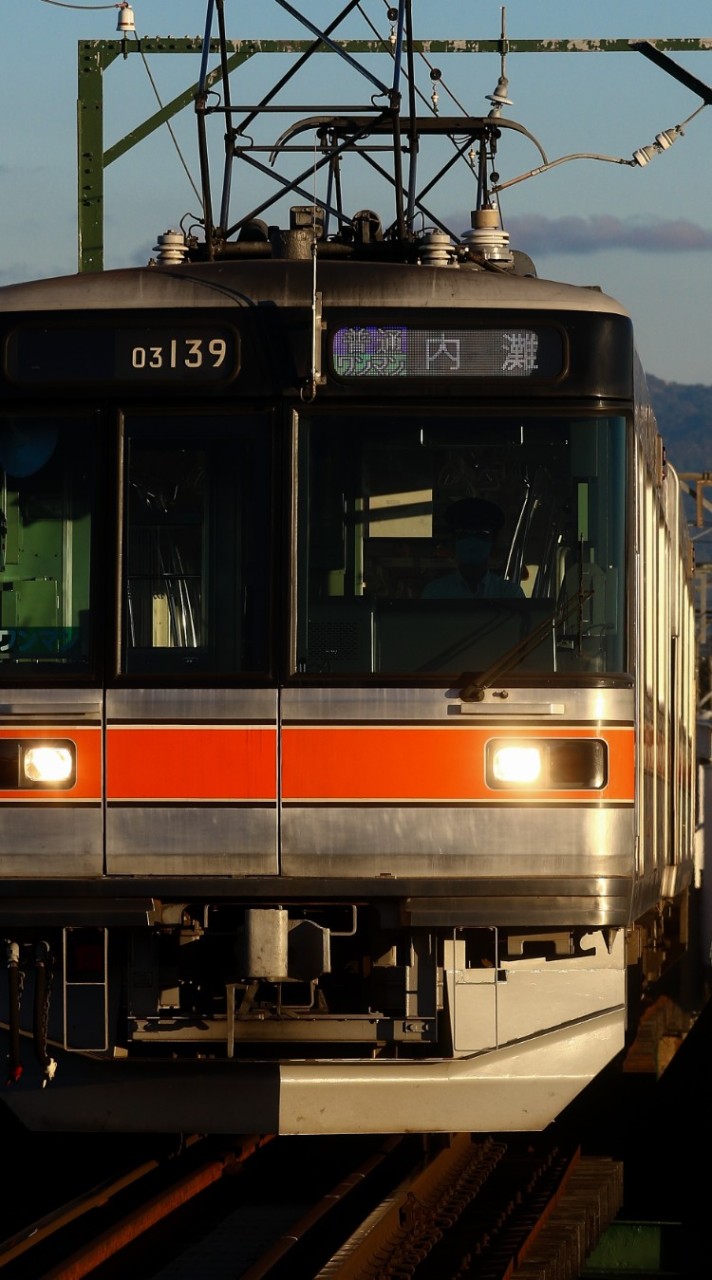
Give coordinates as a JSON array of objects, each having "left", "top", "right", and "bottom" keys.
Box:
[{"left": 422, "top": 497, "right": 525, "bottom": 600}]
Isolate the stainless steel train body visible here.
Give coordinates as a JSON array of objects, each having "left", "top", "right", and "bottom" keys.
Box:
[{"left": 0, "top": 242, "right": 696, "bottom": 1132}]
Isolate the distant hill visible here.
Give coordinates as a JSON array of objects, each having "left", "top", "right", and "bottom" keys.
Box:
[{"left": 647, "top": 374, "right": 712, "bottom": 476}]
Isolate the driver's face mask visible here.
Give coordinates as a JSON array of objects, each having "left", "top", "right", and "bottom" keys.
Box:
[{"left": 455, "top": 533, "right": 492, "bottom": 566}]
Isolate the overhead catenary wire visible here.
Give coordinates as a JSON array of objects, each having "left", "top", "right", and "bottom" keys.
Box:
[
  {"left": 39, "top": 1, "right": 120, "bottom": 9},
  {"left": 493, "top": 100, "right": 709, "bottom": 193},
  {"left": 118, "top": 22, "right": 204, "bottom": 207},
  {"left": 39, "top": 0, "right": 202, "bottom": 207}
]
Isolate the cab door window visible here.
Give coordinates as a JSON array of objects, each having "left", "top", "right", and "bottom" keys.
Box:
[{"left": 122, "top": 413, "right": 271, "bottom": 677}]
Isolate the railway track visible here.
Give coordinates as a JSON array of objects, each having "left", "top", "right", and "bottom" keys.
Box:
[{"left": 0, "top": 1129, "right": 623, "bottom": 1280}]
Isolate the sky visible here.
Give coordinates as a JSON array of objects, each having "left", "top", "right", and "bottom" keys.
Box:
[{"left": 2, "top": 1, "right": 712, "bottom": 385}]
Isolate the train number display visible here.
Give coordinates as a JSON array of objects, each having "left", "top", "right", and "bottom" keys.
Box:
[{"left": 4, "top": 324, "right": 240, "bottom": 386}]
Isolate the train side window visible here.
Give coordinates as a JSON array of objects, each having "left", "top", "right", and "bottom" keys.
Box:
[
  {"left": 0, "top": 414, "right": 94, "bottom": 673},
  {"left": 121, "top": 413, "right": 271, "bottom": 677}
]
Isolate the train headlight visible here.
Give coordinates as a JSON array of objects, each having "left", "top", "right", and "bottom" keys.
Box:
[
  {"left": 22, "top": 744, "right": 75, "bottom": 787},
  {"left": 486, "top": 739, "right": 607, "bottom": 790},
  {"left": 491, "top": 745, "right": 542, "bottom": 784}
]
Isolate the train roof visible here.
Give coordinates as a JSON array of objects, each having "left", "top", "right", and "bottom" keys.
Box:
[{"left": 0, "top": 258, "right": 631, "bottom": 318}]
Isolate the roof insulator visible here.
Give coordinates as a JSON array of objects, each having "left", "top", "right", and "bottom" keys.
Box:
[{"left": 152, "top": 230, "right": 189, "bottom": 266}]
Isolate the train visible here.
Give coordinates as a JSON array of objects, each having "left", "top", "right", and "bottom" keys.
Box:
[{"left": 0, "top": 3, "right": 698, "bottom": 1133}]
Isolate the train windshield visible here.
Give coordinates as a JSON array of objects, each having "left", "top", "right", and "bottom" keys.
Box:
[
  {"left": 0, "top": 414, "right": 93, "bottom": 673},
  {"left": 121, "top": 412, "right": 271, "bottom": 676},
  {"left": 295, "top": 412, "right": 627, "bottom": 677}
]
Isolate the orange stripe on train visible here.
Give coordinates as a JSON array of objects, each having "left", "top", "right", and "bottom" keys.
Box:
[
  {"left": 281, "top": 725, "right": 635, "bottom": 803},
  {"left": 106, "top": 726, "right": 277, "bottom": 800}
]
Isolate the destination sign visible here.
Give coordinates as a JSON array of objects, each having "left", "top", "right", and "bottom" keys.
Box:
[
  {"left": 4, "top": 325, "right": 240, "bottom": 387},
  {"left": 331, "top": 325, "right": 564, "bottom": 379}
]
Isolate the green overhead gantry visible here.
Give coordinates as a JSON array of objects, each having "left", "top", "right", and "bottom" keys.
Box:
[{"left": 78, "top": 35, "right": 712, "bottom": 273}]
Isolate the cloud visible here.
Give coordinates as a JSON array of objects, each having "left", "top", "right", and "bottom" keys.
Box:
[{"left": 503, "top": 213, "right": 712, "bottom": 255}]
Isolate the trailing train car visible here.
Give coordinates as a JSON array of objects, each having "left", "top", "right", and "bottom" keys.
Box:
[{"left": 0, "top": 7, "right": 698, "bottom": 1133}]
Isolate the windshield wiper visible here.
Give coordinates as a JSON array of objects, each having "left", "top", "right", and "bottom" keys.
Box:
[{"left": 458, "top": 589, "right": 592, "bottom": 702}]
